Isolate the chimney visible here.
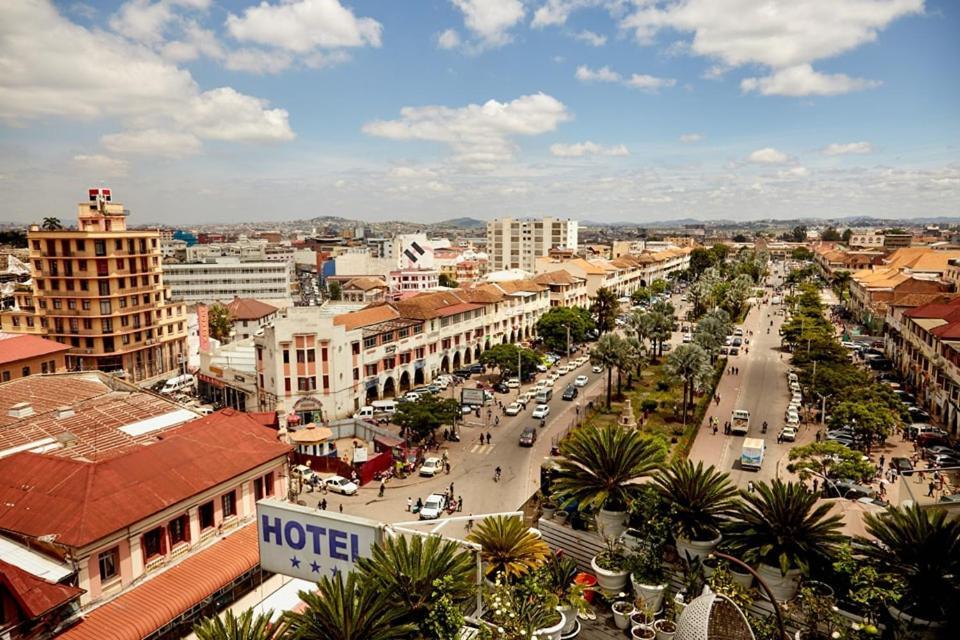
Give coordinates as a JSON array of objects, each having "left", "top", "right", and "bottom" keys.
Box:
[
  {"left": 8, "top": 402, "right": 34, "bottom": 419},
  {"left": 55, "top": 406, "right": 75, "bottom": 420}
]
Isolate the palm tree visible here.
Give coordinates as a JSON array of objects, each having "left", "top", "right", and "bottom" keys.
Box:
[
  {"left": 283, "top": 572, "right": 414, "bottom": 640},
  {"left": 357, "top": 533, "right": 476, "bottom": 635},
  {"left": 613, "top": 341, "right": 639, "bottom": 398},
  {"left": 830, "top": 270, "right": 851, "bottom": 300},
  {"left": 622, "top": 336, "right": 647, "bottom": 389},
  {"left": 208, "top": 303, "right": 233, "bottom": 342},
  {"left": 590, "top": 287, "right": 619, "bottom": 334},
  {"left": 194, "top": 609, "right": 286, "bottom": 640},
  {"left": 41, "top": 216, "right": 63, "bottom": 230},
  {"left": 693, "top": 309, "right": 731, "bottom": 362},
  {"left": 654, "top": 460, "right": 737, "bottom": 543},
  {"left": 591, "top": 333, "right": 623, "bottom": 409},
  {"left": 467, "top": 515, "right": 550, "bottom": 582},
  {"left": 627, "top": 308, "right": 649, "bottom": 346},
  {"left": 856, "top": 504, "right": 960, "bottom": 623},
  {"left": 724, "top": 480, "right": 844, "bottom": 576},
  {"left": 552, "top": 423, "right": 665, "bottom": 513},
  {"left": 665, "top": 343, "right": 711, "bottom": 421},
  {"left": 647, "top": 310, "right": 673, "bottom": 358}
]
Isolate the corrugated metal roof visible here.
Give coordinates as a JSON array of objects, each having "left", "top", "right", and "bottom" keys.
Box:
[
  {"left": 117, "top": 409, "right": 198, "bottom": 437},
  {"left": 0, "top": 536, "right": 73, "bottom": 582},
  {"left": 0, "top": 559, "right": 83, "bottom": 619}
]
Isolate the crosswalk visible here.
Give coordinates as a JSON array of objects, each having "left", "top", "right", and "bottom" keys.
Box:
[{"left": 468, "top": 443, "right": 496, "bottom": 455}]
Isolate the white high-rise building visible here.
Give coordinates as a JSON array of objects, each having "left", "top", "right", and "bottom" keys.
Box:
[{"left": 486, "top": 218, "right": 579, "bottom": 272}]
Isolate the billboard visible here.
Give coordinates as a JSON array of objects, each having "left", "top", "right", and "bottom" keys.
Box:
[
  {"left": 197, "top": 304, "right": 210, "bottom": 353},
  {"left": 257, "top": 499, "right": 380, "bottom": 581},
  {"left": 461, "top": 388, "right": 485, "bottom": 406}
]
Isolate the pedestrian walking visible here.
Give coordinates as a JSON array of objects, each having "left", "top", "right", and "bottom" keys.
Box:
[
  {"left": 378, "top": 480, "right": 385, "bottom": 497},
  {"left": 339, "top": 503, "right": 343, "bottom": 513},
  {"left": 457, "top": 495, "right": 463, "bottom": 512},
  {"left": 480, "top": 434, "right": 485, "bottom": 445},
  {"left": 878, "top": 479, "right": 886, "bottom": 497},
  {"left": 747, "top": 481, "right": 755, "bottom": 493},
  {"left": 416, "top": 497, "right": 423, "bottom": 511},
  {"left": 449, "top": 482, "right": 455, "bottom": 496},
  {"left": 445, "top": 461, "right": 451, "bottom": 474},
  {"left": 406, "top": 497, "right": 412, "bottom": 512},
  {"left": 879, "top": 455, "right": 886, "bottom": 469},
  {"left": 812, "top": 479, "right": 819, "bottom": 494},
  {"left": 815, "top": 430, "right": 821, "bottom": 442},
  {"left": 486, "top": 432, "right": 492, "bottom": 445},
  {"left": 713, "top": 423, "right": 718, "bottom": 435},
  {"left": 927, "top": 481, "right": 936, "bottom": 497}
]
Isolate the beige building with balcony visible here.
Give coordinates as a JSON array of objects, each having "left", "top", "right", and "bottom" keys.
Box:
[
  {"left": 486, "top": 217, "right": 578, "bottom": 272},
  {"left": 0, "top": 189, "right": 187, "bottom": 382}
]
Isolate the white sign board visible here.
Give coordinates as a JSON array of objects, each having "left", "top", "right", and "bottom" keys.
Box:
[
  {"left": 461, "top": 388, "right": 485, "bottom": 406},
  {"left": 257, "top": 499, "right": 380, "bottom": 581},
  {"left": 352, "top": 447, "right": 368, "bottom": 464}
]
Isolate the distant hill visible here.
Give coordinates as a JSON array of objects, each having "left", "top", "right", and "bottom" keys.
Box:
[{"left": 435, "top": 217, "right": 486, "bottom": 229}]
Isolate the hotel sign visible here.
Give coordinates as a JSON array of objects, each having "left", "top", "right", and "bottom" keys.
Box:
[{"left": 256, "top": 499, "right": 380, "bottom": 580}]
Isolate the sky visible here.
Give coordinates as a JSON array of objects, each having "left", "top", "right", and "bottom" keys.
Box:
[{"left": 0, "top": 0, "right": 958, "bottom": 226}]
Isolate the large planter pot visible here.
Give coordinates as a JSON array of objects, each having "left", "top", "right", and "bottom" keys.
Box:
[
  {"left": 701, "top": 556, "right": 720, "bottom": 578},
  {"left": 630, "top": 624, "right": 656, "bottom": 640},
  {"left": 541, "top": 503, "right": 557, "bottom": 520},
  {"left": 653, "top": 619, "right": 677, "bottom": 640},
  {"left": 887, "top": 603, "right": 945, "bottom": 640},
  {"left": 674, "top": 532, "right": 722, "bottom": 564},
  {"left": 534, "top": 608, "right": 566, "bottom": 640},
  {"left": 597, "top": 508, "right": 627, "bottom": 541},
  {"left": 729, "top": 563, "right": 754, "bottom": 589},
  {"left": 612, "top": 601, "right": 633, "bottom": 630},
  {"left": 556, "top": 604, "right": 577, "bottom": 635},
  {"left": 631, "top": 575, "right": 667, "bottom": 613},
  {"left": 591, "top": 555, "right": 629, "bottom": 595},
  {"left": 757, "top": 563, "right": 802, "bottom": 602}
]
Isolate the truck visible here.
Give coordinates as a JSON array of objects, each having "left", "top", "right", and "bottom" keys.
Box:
[
  {"left": 730, "top": 409, "right": 751, "bottom": 435},
  {"left": 740, "top": 438, "right": 765, "bottom": 470}
]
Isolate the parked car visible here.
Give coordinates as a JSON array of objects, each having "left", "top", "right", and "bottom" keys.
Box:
[
  {"left": 592, "top": 365, "right": 603, "bottom": 373},
  {"left": 453, "top": 368, "right": 473, "bottom": 378},
  {"left": 823, "top": 480, "right": 875, "bottom": 500},
  {"left": 890, "top": 457, "right": 914, "bottom": 476},
  {"left": 519, "top": 426, "right": 538, "bottom": 447},
  {"left": 324, "top": 475, "right": 358, "bottom": 496},
  {"left": 291, "top": 464, "right": 316, "bottom": 485},
  {"left": 561, "top": 385, "right": 578, "bottom": 401},
  {"left": 779, "top": 426, "right": 797, "bottom": 442},
  {"left": 419, "top": 494, "right": 447, "bottom": 520},
  {"left": 419, "top": 457, "right": 443, "bottom": 477},
  {"left": 532, "top": 404, "right": 551, "bottom": 419},
  {"left": 506, "top": 377, "right": 521, "bottom": 388},
  {"left": 504, "top": 402, "right": 522, "bottom": 416},
  {"left": 906, "top": 406, "right": 931, "bottom": 422},
  {"left": 536, "top": 363, "right": 548, "bottom": 372},
  {"left": 467, "top": 363, "right": 484, "bottom": 374},
  {"left": 922, "top": 445, "right": 959, "bottom": 461},
  {"left": 904, "top": 423, "right": 943, "bottom": 440},
  {"left": 493, "top": 382, "right": 510, "bottom": 394},
  {"left": 915, "top": 433, "right": 951, "bottom": 449},
  {"left": 574, "top": 375, "right": 589, "bottom": 387}
]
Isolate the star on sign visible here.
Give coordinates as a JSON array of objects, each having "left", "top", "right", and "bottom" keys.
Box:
[
  {"left": 290, "top": 556, "right": 301, "bottom": 569},
  {"left": 310, "top": 561, "right": 320, "bottom": 573},
  {"left": 330, "top": 566, "right": 340, "bottom": 577}
]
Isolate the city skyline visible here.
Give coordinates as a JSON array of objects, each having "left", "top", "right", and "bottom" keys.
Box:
[{"left": 1, "top": 0, "right": 958, "bottom": 225}]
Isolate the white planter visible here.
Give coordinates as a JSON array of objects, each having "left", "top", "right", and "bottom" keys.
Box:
[
  {"left": 631, "top": 575, "right": 667, "bottom": 613},
  {"left": 630, "top": 624, "right": 656, "bottom": 640},
  {"left": 612, "top": 601, "right": 633, "bottom": 630},
  {"left": 597, "top": 508, "right": 627, "bottom": 541},
  {"left": 674, "top": 532, "right": 721, "bottom": 564},
  {"left": 534, "top": 607, "right": 566, "bottom": 640},
  {"left": 887, "top": 603, "right": 945, "bottom": 640},
  {"left": 729, "top": 566, "right": 753, "bottom": 589},
  {"left": 757, "top": 563, "right": 802, "bottom": 602},
  {"left": 557, "top": 604, "right": 577, "bottom": 635},
  {"left": 654, "top": 619, "right": 677, "bottom": 640},
  {"left": 591, "top": 555, "right": 629, "bottom": 594},
  {"left": 541, "top": 504, "right": 557, "bottom": 520}
]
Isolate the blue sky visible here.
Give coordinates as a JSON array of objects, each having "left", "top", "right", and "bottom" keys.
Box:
[{"left": 0, "top": 0, "right": 957, "bottom": 225}]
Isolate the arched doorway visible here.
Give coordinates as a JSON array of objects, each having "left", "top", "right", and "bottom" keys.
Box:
[
  {"left": 502, "top": 335, "right": 508, "bottom": 345},
  {"left": 293, "top": 397, "right": 323, "bottom": 425},
  {"left": 414, "top": 368, "right": 425, "bottom": 385},
  {"left": 474, "top": 345, "right": 482, "bottom": 361},
  {"left": 440, "top": 355, "right": 450, "bottom": 373},
  {"left": 399, "top": 370, "right": 411, "bottom": 392},
  {"left": 463, "top": 348, "right": 472, "bottom": 364},
  {"left": 365, "top": 385, "right": 379, "bottom": 404},
  {"left": 452, "top": 351, "right": 461, "bottom": 370},
  {"left": 382, "top": 377, "right": 396, "bottom": 398},
  {"left": 640, "top": 279, "right": 647, "bottom": 288}
]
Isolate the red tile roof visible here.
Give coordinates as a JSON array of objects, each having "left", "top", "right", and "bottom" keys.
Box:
[
  {"left": 0, "top": 559, "right": 83, "bottom": 619},
  {"left": 0, "top": 409, "right": 290, "bottom": 548},
  {"left": 58, "top": 525, "right": 259, "bottom": 640},
  {"left": 0, "top": 334, "right": 71, "bottom": 366},
  {"left": 225, "top": 297, "right": 277, "bottom": 321}
]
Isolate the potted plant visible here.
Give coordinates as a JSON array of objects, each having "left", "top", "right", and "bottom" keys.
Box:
[
  {"left": 553, "top": 424, "right": 664, "bottom": 541},
  {"left": 484, "top": 577, "right": 566, "bottom": 640},
  {"left": 653, "top": 601, "right": 678, "bottom": 640},
  {"left": 591, "top": 538, "right": 630, "bottom": 594},
  {"left": 541, "top": 497, "right": 557, "bottom": 520},
  {"left": 728, "top": 561, "right": 753, "bottom": 589},
  {"left": 626, "top": 486, "right": 672, "bottom": 613},
  {"left": 856, "top": 503, "right": 960, "bottom": 638},
  {"left": 701, "top": 555, "right": 720, "bottom": 578},
  {"left": 724, "top": 480, "right": 843, "bottom": 602},
  {"left": 706, "top": 564, "right": 753, "bottom": 613},
  {"left": 468, "top": 515, "right": 550, "bottom": 584},
  {"left": 654, "top": 460, "right": 737, "bottom": 564},
  {"left": 629, "top": 550, "right": 668, "bottom": 614},
  {"left": 538, "top": 552, "right": 586, "bottom": 636},
  {"left": 612, "top": 597, "right": 634, "bottom": 630}
]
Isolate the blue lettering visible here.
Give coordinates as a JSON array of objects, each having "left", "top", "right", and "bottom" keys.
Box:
[
  {"left": 285, "top": 521, "right": 306, "bottom": 550},
  {"left": 350, "top": 533, "right": 360, "bottom": 561},
  {"left": 305, "top": 524, "right": 327, "bottom": 555},
  {"left": 261, "top": 516, "right": 283, "bottom": 545},
  {"left": 329, "top": 529, "right": 348, "bottom": 560}
]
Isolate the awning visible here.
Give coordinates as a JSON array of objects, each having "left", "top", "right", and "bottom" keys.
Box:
[
  {"left": 197, "top": 373, "right": 225, "bottom": 388},
  {"left": 374, "top": 435, "right": 405, "bottom": 450}
]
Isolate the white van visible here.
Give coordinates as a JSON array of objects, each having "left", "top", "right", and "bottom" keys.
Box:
[
  {"left": 160, "top": 374, "right": 195, "bottom": 395},
  {"left": 372, "top": 400, "right": 397, "bottom": 415},
  {"left": 536, "top": 388, "right": 553, "bottom": 404}
]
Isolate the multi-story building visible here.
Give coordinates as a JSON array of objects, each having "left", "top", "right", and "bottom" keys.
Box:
[
  {"left": 533, "top": 270, "right": 590, "bottom": 308},
  {"left": 486, "top": 218, "right": 579, "bottom": 272},
  {"left": 164, "top": 259, "right": 292, "bottom": 303},
  {"left": 848, "top": 231, "right": 886, "bottom": 248},
  {"left": 0, "top": 189, "right": 188, "bottom": 382},
  {"left": 225, "top": 297, "right": 279, "bottom": 341},
  {"left": 0, "top": 333, "right": 70, "bottom": 382},
  {"left": 534, "top": 248, "right": 690, "bottom": 298}
]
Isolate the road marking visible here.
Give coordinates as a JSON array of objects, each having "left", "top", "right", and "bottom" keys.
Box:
[{"left": 469, "top": 444, "right": 496, "bottom": 455}]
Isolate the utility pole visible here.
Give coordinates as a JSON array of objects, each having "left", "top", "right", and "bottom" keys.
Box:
[{"left": 566, "top": 324, "right": 571, "bottom": 364}]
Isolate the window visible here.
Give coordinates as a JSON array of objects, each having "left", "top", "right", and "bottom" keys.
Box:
[
  {"left": 297, "top": 377, "right": 316, "bottom": 391},
  {"left": 100, "top": 300, "right": 111, "bottom": 314},
  {"left": 284, "top": 377, "right": 291, "bottom": 392},
  {"left": 98, "top": 547, "right": 119, "bottom": 582},
  {"left": 22, "top": 366, "right": 30, "bottom": 377},
  {"left": 94, "top": 240, "right": 106, "bottom": 256},
  {"left": 82, "top": 299, "right": 91, "bottom": 310},
  {"left": 142, "top": 527, "right": 163, "bottom": 559},
  {"left": 364, "top": 336, "right": 376, "bottom": 349},
  {"left": 98, "top": 281, "right": 110, "bottom": 295},
  {"left": 168, "top": 514, "right": 189, "bottom": 546},
  {"left": 1, "top": 371, "right": 9, "bottom": 382},
  {"left": 323, "top": 375, "right": 330, "bottom": 390},
  {"left": 221, "top": 491, "right": 237, "bottom": 518},
  {"left": 353, "top": 367, "right": 360, "bottom": 381},
  {"left": 264, "top": 472, "right": 274, "bottom": 496},
  {"left": 254, "top": 477, "right": 264, "bottom": 500}
]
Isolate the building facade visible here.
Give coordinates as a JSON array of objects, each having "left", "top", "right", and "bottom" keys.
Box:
[
  {"left": 0, "top": 189, "right": 188, "bottom": 382},
  {"left": 0, "top": 333, "right": 70, "bottom": 382},
  {"left": 164, "top": 259, "right": 292, "bottom": 303},
  {"left": 486, "top": 218, "right": 579, "bottom": 272}
]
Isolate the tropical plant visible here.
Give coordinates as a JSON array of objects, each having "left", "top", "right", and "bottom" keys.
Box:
[
  {"left": 538, "top": 552, "right": 587, "bottom": 613},
  {"left": 626, "top": 486, "right": 673, "bottom": 584},
  {"left": 706, "top": 565, "right": 752, "bottom": 612},
  {"left": 654, "top": 460, "right": 737, "bottom": 542},
  {"left": 283, "top": 571, "right": 415, "bottom": 640},
  {"left": 467, "top": 515, "right": 550, "bottom": 582},
  {"left": 482, "top": 576, "right": 561, "bottom": 638},
  {"left": 41, "top": 216, "right": 63, "bottom": 230},
  {"left": 438, "top": 273, "right": 459, "bottom": 288},
  {"left": 208, "top": 303, "right": 233, "bottom": 342},
  {"left": 593, "top": 537, "right": 630, "bottom": 572},
  {"left": 357, "top": 533, "right": 476, "bottom": 635},
  {"left": 590, "top": 286, "right": 619, "bottom": 334},
  {"left": 613, "top": 339, "right": 641, "bottom": 397},
  {"left": 393, "top": 394, "right": 461, "bottom": 443},
  {"left": 855, "top": 504, "right": 960, "bottom": 621},
  {"left": 622, "top": 336, "right": 647, "bottom": 388},
  {"left": 552, "top": 423, "right": 665, "bottom": 512},
  {"left": 787, "top": 441, "right": 875, "bottom": 484},
  {"left": 724, "top": 480, "right": 844, "bottom": 576},
  {"left": 535, "top": 306, "right": 595, "bottom": 353},
  {"left": 327, "top": 281, "right": 342, "bottom": 301},
  {"left": 664, "top": 343, "right": 712, "bottom": 421},
  {"left": 424, "top": 575, "right": 468, "bottom": 640},
  {"left": 693, "top": 309, "right": 731, "bottom": 360},
  {"left": 479, "top": 343, "right": 541, "bottom": 380},
  {"left": 590, "top": 332, "right": 625, "bottom": 409},
  {"left": 194, "top": 609, "right": 286, "bottom": 640}
]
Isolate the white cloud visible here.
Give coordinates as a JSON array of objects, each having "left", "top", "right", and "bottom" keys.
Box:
[
  {"left": 101, "top": 129, "right": 203, "bottom": 158},
  {"left": 109, "top": 0, "right": 174, "bottom": 46},
  {"left": 748, "top": 148, "right": 789, "bottom": 164},
  {"left": 532, "top": 0, "right": 608, "bottom": 28},
  {"left": 822, "top": 141, "right": 874, "bottom": 156},
  {"left": 573, "top": 30, "right": 607, "bottom": 46},
  {"left": 550, "top": 141, "right": 629, "bottom": 157},
  {"left": 362, "top": 93, "right": 571, "bottom": 168},
  {"left": 621, "top": 0, "right": 923, "bottom": 96},
  {"left": 679, "top": 133, "right": 702, "bottom": 143},
  {"left": 224, "top": 48, "right": 294, "bottom": 74},
  {"left": 625, "top": 73, "right": 676, "bottom": 92},
  {"left": 0, "top": 1, "right": 293, "bottom": 157},
  {"left": 777, "top": 166, "right": 810, "bottom": 178},
  {"left": 741, "top": 64, "right": 880, "bottom": 97},
  {"left": 437, "top": 28, "right": 462, "bottom": 50},
  {"left": 226, "top": 0, "right": 382, "bottom": 53},
  {"left": 73, "top": 154, "right": 129, "bottom": 177},
  {"left": 575, "top": 65, "right": 621, "bottom": 83},
  {"left": 448, "top": 0, "right": 525, "bottom": 49},
  {"left": 389, "top": 166, "right": 439, "bottom": 179}
]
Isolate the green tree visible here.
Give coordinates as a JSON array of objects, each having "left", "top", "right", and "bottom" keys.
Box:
[
  {"left": 655, "top": 460, "right": 737, "bottom": 543},
  {"left": 790, "top": 225, "right": 808, "bottom": 242},
  {"left": 467, "top": 515, "right": 550, "bottom": 581},
  {"left": 194, "top": 609, "right": 286, "bottom": 640},
  {"left": 41, "top": 216, "right": 63, "bottom": 230},
  {"left": 665, "top": 343, "right": 712, "bottom": 422},
  {"left": 284, "top": 572, "right": 415, "bottom": 640},
  {"left": 646, "top": 309, "right": 673, "bottom": 358},
  {"left": 393, "top": 394, "right": 460, "bottom": 443},
  {"left": 535, "top": 306, "right": 594, "bottom": 354},
  {"left": 732, "top": 233, "right": 749, "bottom": 243},
  {"left": 438, "top": 273, "right": 459, "bottom": 288},
  {"left": 590, "top": 333, "right": 624, "bottom": 409},
  {"left": 791, "top": 246, "right": 814, "bottom": 261},
  {"left": 327, "top": 281, "right": 342, "bottom": 301},
  {"left": 693, "top": 309, "right": 731, "bottom": 361},
  {"left": 688, "top": 247, "right": 712, "bottom": 279},
  {"left": 649, "top": 279, "right": 669, "bottom": 295},
  {"left": 828, "top": 399, "right": 898, "bottom": 451},
  {"left": 208, "top": 303, "right": 233, "bottom": 343},
  {"left": 841, "top": 228, "right": 853, "bottom": 243},
  {"left": 479, "top": 343, "right": 541, "bottom": 379},
  {"left": 630, "top": 287, "right": 652, "bottom": 305},
  {"left": 552, "top": 423, "right": 665, "bottom": 512},
  {"left": 590, "top": 287, "right": 619, "bottom": 334},
  {"left": 622, "top": 336, "right": 648, "bottom": 388},
  {"left": 821, "top": 226, "right": 841, "bottom": 241},
  {"left": 708, "top": 243, "right": 729, "bottom": 268},
  {"left": 787, "top": 442, "right": 876, "bottom": 485}
]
